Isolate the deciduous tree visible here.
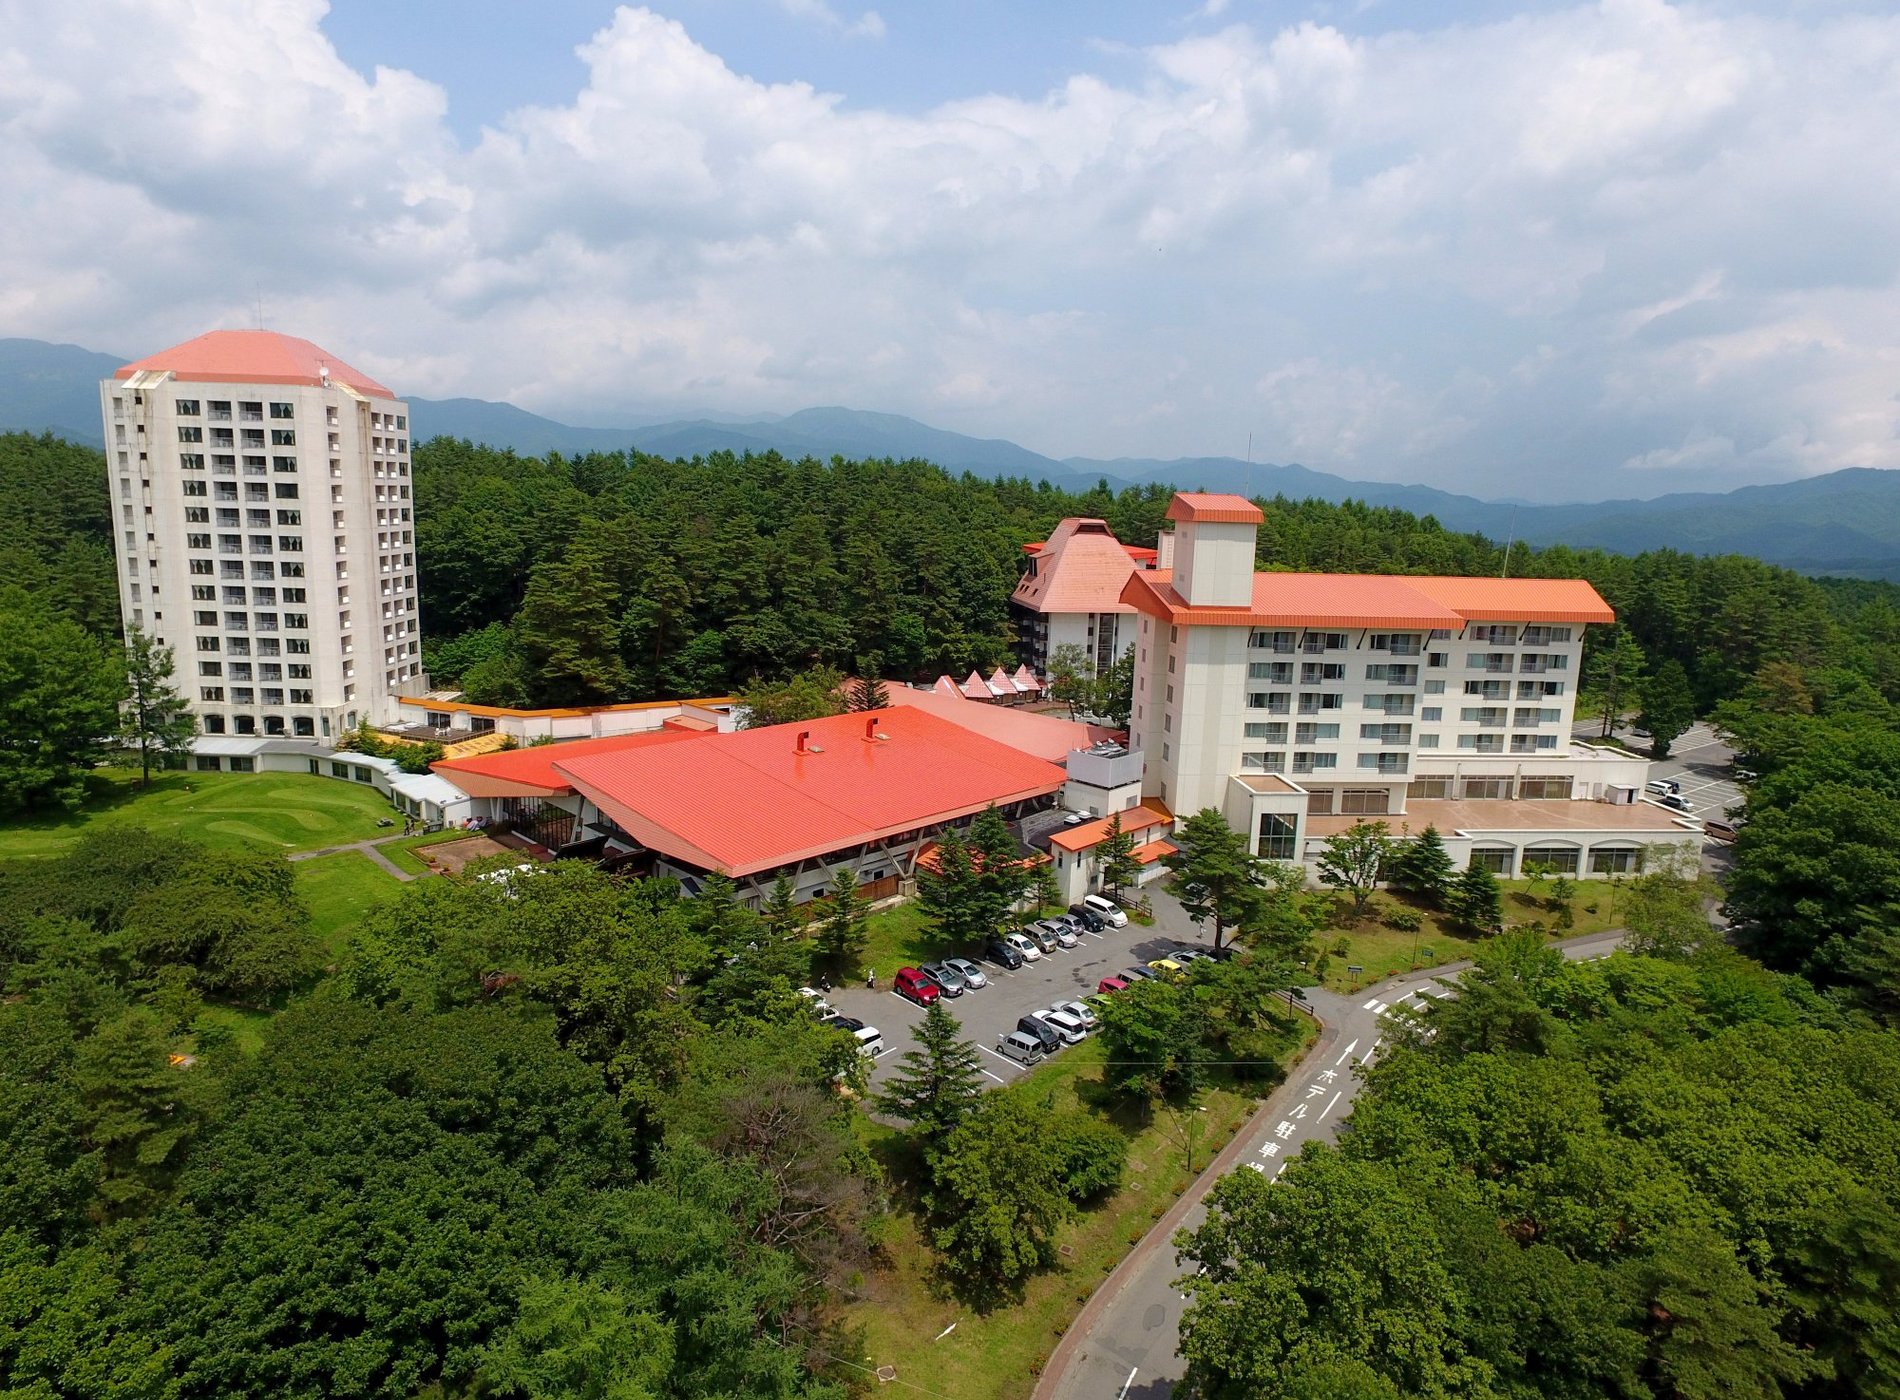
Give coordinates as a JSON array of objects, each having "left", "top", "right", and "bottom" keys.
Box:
[
  {"left": 1640, "top": 657, "right": 1697, "bottom": 758},
  {"left": 1314, "top": 821, "right": 1393, "bottom": 920},
  {"left": 0, "top": 589, "right": 127, "bottom": 813}
]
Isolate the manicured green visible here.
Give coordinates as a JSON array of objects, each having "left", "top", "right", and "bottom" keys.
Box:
[
  {"left": 0, "top": 769, "right": 399, "bottom": 859},
  {"left": 292, "top": 851, "right": 403, "bottom": 954}
]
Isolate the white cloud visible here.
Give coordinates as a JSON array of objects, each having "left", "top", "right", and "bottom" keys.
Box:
[{"left": 0, "top": 0, "right": 1897, "bottom": 498}]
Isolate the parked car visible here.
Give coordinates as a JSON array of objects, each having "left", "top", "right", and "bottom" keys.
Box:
[
  {"left": 1081, "top": 993, "right": 1114, "bottom": 1021},
  {"left": 1171, "top": 945, "right": 1211, "bottom": 964},
  {"left": 945, "top": 956, "right": 989, "bottom": 988},
  {"left": 1147, "top": 958, "right": 1186, "bottom": 980},
  {"left": 1646, "top": 778, "right": 1681, "bottom": 796},
  {"left": 1121, "top": 964, "right": 1157, "bottom": 983},
  {"left": 997, "top": 1030, "right": 1046, "bottom": 1065},
  {"left": 1016, "top": 1014, "right": 1062, "bottom": 1054},
  {"left": 1005, "top": 930, "right": 1043, "bottom": 962},
  {"left": 1096, "top": 975, "right": 1130, "bottom": 995},
  {"left": 1053, "top": 997, "right": 1098, "bottom": 1030},
  {"left": 985, "top": 936, "right": 1026, "bottom": 970},
  {"left": 820, "top": 1013, "right": 865, "bottom": 1033},
  {"left": 797, "top": 987, "right": 835, "bottom": 1018},
  {"left": 1069, "top": 904, "right": 1108, "bottom": 933},
  {"left": 1034, "top": 1008, "right": 1089, "bottom": 1045},
  {"left": 1702, "top": 819, "right": 1739, "bottom": 842},
  {"left": 1038, "top": 918, "right": 1079, "bottom": 949},
  {"left": 1022, "top": 924, "right": 1060, "bottom": 955},
  {"left": 894, "top": 967, "right": 944, "bottom": 1007},
  {"left": 851, "top": 1026, "right": 885, "bottom": 1059},
  {"left": 1082, "top": 893, "right": 1129, "bottom": 927},
  {"left": 919, "top": 961, "right": 967, "bottom": 997},
  {"left": 1205, "top": 943, "right": 1240, "bottom": 962},
  {"left": 1661, "top": 794, "right": 1695, "bottom": 813}
]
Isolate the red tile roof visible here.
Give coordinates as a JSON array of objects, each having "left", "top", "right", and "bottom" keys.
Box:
[
  {"left": 432, "top": 729, "right": 694, "bottom": 797},
  {"left": 1165, "top": 492, "right": 1265, "bottom": 525},
  {"left": 1132, "top": 838, "right": 1179, "bottom": 864},
  {"left": 1012, "top": 518, "right": 1140, "bottom": 615},
  {"left": 550, "top": 706, "right": 1067, "bottom": 876},
  {"left": 1048, "top": 799, "right": 1175, "bottom": 853},
  {"left": 116, "top": 330, "right": 395, "bottom": 397},
  {"left": 1121, "top": 570, "right": 1614, "bottom": 628}
]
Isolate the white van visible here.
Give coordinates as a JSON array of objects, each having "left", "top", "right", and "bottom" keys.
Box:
[
  {"left": 852, "top": 1026, "right": 885, "bottom": 1059},
  {"left": 1082, "top": 893, "right": 1128, "bottom": 928}
]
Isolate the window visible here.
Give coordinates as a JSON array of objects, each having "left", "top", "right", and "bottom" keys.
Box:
[
  {"left": 1468, "top": 652, "right": 1514, "bottom": 672},
  {"left": 1300, "top": 663, "right": 1344, "bottom": 683},
  {"left": 182, "top": 479, "right": 207, "bottom": 497},
  {"left": 1424, "top": 679, "right": 1446, "bottom": 694},
  {"left": 1296, "top": 692, "right": 1342, "bottom": 713},
  {"left": 1257, "top": 813, "right": 1297, "bottom": 860},
  {"left": 1469, "top": 847, "right": 1514, "bottom": 875},
  {"left": 1590, "top": 847, "right": 1639, "bottom": 874},
  {"left": 290, "top": 689, "right": 313, "bottom": 704},
  {"left": 1427, "top": 652, "right": 1447, "bottom": 668},
  {"left": 175, "top": 398, "right": 200, "bottom": 415},
  {"left": 192, "top": 585, "right": 215, "bottom": 601},
  {"left": 1302, "top": 631, "right": 1347, "bottom": 652},
  {"left": 1410, "top": 775, "right": 1452, "bottom": 799},
  {"left": 190, "top": 559, "right": 214, "bottom": 576},
  {"left": 187, "top": 533, "right": 211, "bottom": 549},
  {"left": 1522, "top": 845, "right": 1580, "bottom": 873},
  {"left": 270, "top": 402, "right": 295, "bottom": 419},
  {"left": 293, "top": 718, "right": 315, "bottom": 737},
  {"left": 286, "top": 638, "right": 311, "bottom": 654},
  {"left": 200, "top": 686, "right": 224, "bottom": 701},
  {"left": 195, "top": 636, "right": 220, "bottom": 653},
  {"left": 274, "top": 482, "right": 299, "bottom": 499},
  {"left": 1248, "top": 661, "right": 1292, "bottom": 682},
  {"left": 1417, "top": 733, "right": 1440, "bottom": 748},
  {"left": 1365, "top": 664, "right": 1418, "bottom": 684},
  {"left": 1465, "top": 679, "right": 1511, "bottom": 698},
  {"left": 271, "top": 429, "right": 296, "bottom": 446},
  {"left": 1293, "top": 722, "right": 1339, "bottom": 743},
  {"left": 277, "top": 510, "right": 301, "bottom": 526},
  {"left": 1244, "top": 722, "right": 1287, "bottom": 741},
  {"left": 1458, "top": 734, "right": 1505, "bottom": 753},
  {"left": 279, "top": 536, "right": 302, "bottom": 552},
  {"left": 184, "top": 507, "right": 209, "bottom": 524},
  {"left": 1459, "top": 776, "right": 1511, "bottom": 799},
  {"left": 1357, "top": 753, "right": 1408, "bottom": 773},
  {"left": 178, "top": 425, "right": 203, "bottom": 443},
  {"left": 1248, "top": 691, "right": 1291, "bottom": 713},
  {"left": 284, "top": 613, "right": 308, "bottom": 629},
  {"left": 1518, "top": 776, "right": 1574, "bottom": 800},
  {"left": 1240, "top": 751, "right": 1285, "bottom": 772},
  {"left": 1421, "top": 706, "right": 1442, "bottom": 722},
  {"left": 1340, "top": 788, "right": 1390, "bottom": 814},
  {"left": 1460, "top": 706, "right": 1506, "bottom": 725},
  {"left": 1359, "top": 723, "right": 1411, "bottom": 744},
  {"left": 1291, "top": 752, "right": 1338, "bottom": 773},
  {"left": 1250, "top": 630, "right": 1295, "bottom": 652}
]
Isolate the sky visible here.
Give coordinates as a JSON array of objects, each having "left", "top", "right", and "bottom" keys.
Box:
[{"left": 3, "top": 0, "right": 1898, "bottom": 502}]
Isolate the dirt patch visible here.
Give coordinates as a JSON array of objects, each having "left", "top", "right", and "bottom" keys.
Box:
[{"left": 419, "top": 834, "right": 511, "bottom": 874}]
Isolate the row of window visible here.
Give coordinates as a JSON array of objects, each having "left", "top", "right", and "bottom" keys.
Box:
[
  {"left": 1468, "top": 652, "right": 1570, "bottom": 672},
  {"left": 174, "top": 398, "right": 297, "bottom": 419},
  {"left": 199, "top": 686, "right": 315, "bottom": 704}
]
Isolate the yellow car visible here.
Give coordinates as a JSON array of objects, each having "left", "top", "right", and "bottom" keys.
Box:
[{"left": 1147, "top": 958, "right": 1185, "bottom": 979}]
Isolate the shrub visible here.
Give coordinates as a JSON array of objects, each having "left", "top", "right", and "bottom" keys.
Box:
[{"left": 1383, "top": 907, "right": 1423, "bottom": 932}]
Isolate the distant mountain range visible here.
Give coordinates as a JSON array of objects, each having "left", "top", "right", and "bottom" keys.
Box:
[{"left": 8, "top": 336, "right": 1899, "bottom": 579}]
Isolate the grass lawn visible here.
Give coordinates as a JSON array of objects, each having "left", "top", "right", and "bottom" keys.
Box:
[
  {"left": 193, "top": 1002, "right": 274, "bottom": 1057},
  {"left": 293, "top": 851, "right": 404, "bottom": 956},
  {"left": 1320, "top": 881, "right": 1623, "bottom": 992},
  {"left": 0, "top": 769, "right": 401, "bottom": 860},
  {"left": 843, "top": 1032, "right": 1308, "bottom": 1400},
  {"left": 857, "top": 898, "right": 1088, "bottom": 980}
]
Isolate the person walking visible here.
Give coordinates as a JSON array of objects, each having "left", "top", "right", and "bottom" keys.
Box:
[{"left": 866, "top": 968, "right": 877, "bottom": 990}]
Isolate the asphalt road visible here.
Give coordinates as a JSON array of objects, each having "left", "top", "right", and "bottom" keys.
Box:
[
  {"left": 1038, "top": 929, "right": 1626, "bottom": 1400},
  {"left": 824, "top": 891, "right": 1218, "bottom": 1090}
]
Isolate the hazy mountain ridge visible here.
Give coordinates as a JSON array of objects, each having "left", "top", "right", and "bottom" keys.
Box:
[{"left": 6, "top": 337, "right": 1896, "bottom": 578}]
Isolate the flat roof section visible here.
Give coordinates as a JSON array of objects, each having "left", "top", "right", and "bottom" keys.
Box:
[{"left": 1121, "top": 569, "right": 1615, "bottom": 629}]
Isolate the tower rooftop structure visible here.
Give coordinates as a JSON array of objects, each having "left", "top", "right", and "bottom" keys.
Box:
[{"left": 116, "top": 330, "right": 393, "bottom": 397}]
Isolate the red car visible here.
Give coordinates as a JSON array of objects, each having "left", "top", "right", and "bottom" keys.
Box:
[
  {"left": 1096, "top": 975, "right": 1131, "bottom": 996},
  {"left": 893, "top": 967, "right": 942, "bottom": 1007}
]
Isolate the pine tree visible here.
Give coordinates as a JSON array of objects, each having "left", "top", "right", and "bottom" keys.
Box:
[
  {"left": 968, "top": 805, "right": 1034, "bottom": 928},
  {"left": 1162, "top": 808, "right": 1264, "bottom": 951},
  {"left": 1031, "top": 862, "right": 1061, "bottom": 915},
  {"left": 762, "top": 871, "right": 800, "bottom": 937},
  {"left": 874, "top": 1002, "right": 984, "bottom": 1144},
  {"left": 817, "top": 867, "right": 869, "bottom": 976},
  {"left": 1640, "top": 658, "right": 1697, "bottom": 758},
  {"left": 1585, "top": 625, "right": 1647, "bottom": 738},
  {"left": 1097, "top": 810, "right": 1141, "bottom": 897},
  {"left": 848, "top": 655, "right": 891, "bottom": 711},
  {"left": 1391, "top": 825, "right": 1456, "bottom": 906},
  {"left": 118, "top": 626, "right": 195, "bottom": 786},
  {"left": 1451, "top": 860, "right": 1504, "bottom": 934},
  {"left": 515, "top": 550, "right": 630, "bottom": 706},
  {"left": 918, "top": 826, "right": 988, "bottom": 943}
]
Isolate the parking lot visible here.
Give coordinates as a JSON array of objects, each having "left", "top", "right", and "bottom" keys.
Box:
[
  {"left": 821, "top": 892, "right": 1219, "bottom": 1088},
  {"left": 1642, "top": 721, "right": 1745, "bottom": 820}
]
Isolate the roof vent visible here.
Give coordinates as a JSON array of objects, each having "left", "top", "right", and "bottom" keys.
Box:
[
  {"left": 795, "top": 730, "right": 825, "bottom": 755},
  {"left": 863, "top": 717, "right": 890, "bottom": 742}
]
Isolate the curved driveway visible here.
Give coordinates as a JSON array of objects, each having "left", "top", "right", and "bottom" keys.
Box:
[{"left": 1036, "top": 930, "right": 1625, "bottom": 1400}]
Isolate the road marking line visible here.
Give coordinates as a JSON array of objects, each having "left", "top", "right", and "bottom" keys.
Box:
[
  {"left": 979, "top": 1068, "right": 1007, "bottom": 1084},
  {"left": 1334, "top": 1038, "right": 1359, "bottom": 1065},
  {"left": 1318, "top": 1090, "right": 1344, "bottom": 1121},
  {"left": 1361, "top": 996, "right": 1382, "bottom": 1010},
  {"left": 1118, "top": 1367, "right": 1139, "bottom": 1400}
]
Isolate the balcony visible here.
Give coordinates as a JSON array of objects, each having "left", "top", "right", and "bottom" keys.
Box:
[
  {"left": 1520, "top": 657, "right": 1564, "bottom": 674},
  {"left": 1358, "top": 754, "right": 1409, "bottom": 774}
]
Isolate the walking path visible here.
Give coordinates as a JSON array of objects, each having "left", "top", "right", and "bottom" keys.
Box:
[
  {"left": 287, "top": 832, "right": 425, "bottom": 882},
  {"left": 1035, "top": 929, "right": 1626, "bottom": 1400}
]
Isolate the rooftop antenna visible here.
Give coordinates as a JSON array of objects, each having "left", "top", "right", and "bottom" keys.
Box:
[{"left": 1500, "top": 507, "right": 1519, "bottom": 579}]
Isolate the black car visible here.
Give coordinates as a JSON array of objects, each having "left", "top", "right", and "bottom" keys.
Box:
[
  {"left": 819, "top": 1014, "right": 866, "bottom": 1033},
  {"left": 1016, "top": 1013, "right": 1062, "bottom": 1054},
  {"left": 985, "top": 936, "right": 1026, "bottom": 970},
  {"left": 1069, "top": 904, "right": 1107, "bottom": 932}
]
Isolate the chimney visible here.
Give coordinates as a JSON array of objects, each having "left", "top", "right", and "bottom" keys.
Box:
[
  {"left": 796, "top": 730, "right": 810, "bottom": 753},
  {"left": 865, "top": 717, "right": 877, "bottom": 740}
]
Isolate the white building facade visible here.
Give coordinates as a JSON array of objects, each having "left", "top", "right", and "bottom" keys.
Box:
[
  {"left": 102, "top": 331, "right": 424, "bottom": 741},
  {"left": 1122, "top": 493, "right": 1695, "bottom": 878},
  {"left": 1010, "top": 518, "right": 1159, "bottom": 678}
]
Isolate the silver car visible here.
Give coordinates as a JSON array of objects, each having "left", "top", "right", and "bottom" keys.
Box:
[
  {"left": 1038, "top": 918, "right": 1080, "bottom": 949},
  {"left": 997, "top": 1029, "right": 1046, "bottom": 1065},
  {"left": 945, "top": 957, "right": 988, "bottom": 989},
  {"left": 919, "top": 961, "right": 967, "bottom": 997},
  {"left": 1052, "top": 997, "right": 1098, "bottom": 1030}
]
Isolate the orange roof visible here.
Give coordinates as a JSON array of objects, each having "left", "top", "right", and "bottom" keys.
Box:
[
  {"left": 1165, "top": 492, "right": 1265, "bottom": 525},
  {"left": 1402, "top": 577, "right": 1616, "bottom": 625},
  {"left": 883, "top": 684, "right": 1113, "bottom": 761},
  {"left": 1012, "top": 518, "right": 1140, "bottom": 616},
  {"left": 1048, "top": 799, "right": 1175, "bottom": 853},
  {"left": 116, "top": 330, "right": 394, "bottom": 397},
  {"left": 1121, "top": 569, "right": 1614, "bottom": 629},
  {"left": 551, "top": 707, "right": 1066, "bottom": 877},
  {"left": 1132, "top": 838, "right": 1179, "bottom": 864},
  {"left": 433, "top": 730, "right": 694, "bottom": 797}
]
